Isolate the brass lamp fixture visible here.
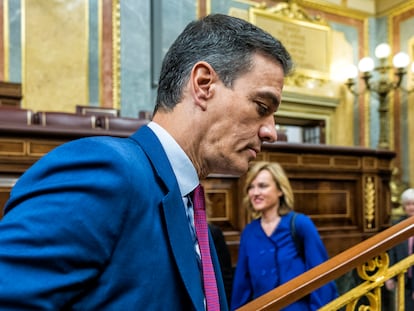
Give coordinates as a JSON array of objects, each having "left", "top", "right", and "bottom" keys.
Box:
[{"left": 344, "top": 43, "right": 414, "bottom": 149}]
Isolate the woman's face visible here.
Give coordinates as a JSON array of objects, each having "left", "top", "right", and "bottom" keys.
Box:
[
  {"left": 247, "top": 169, "right": 283, "bottom": 213},
  {"left": 403, "top": 199, "right": 414, "bottom": 217}
]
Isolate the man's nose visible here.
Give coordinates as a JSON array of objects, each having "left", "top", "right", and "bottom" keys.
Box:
[{"left": 259, "top": 117, "right": 277, "bottom": 142}]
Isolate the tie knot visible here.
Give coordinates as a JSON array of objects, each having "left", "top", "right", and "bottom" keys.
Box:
[{"left": 193, "top": 184, "right": 205, "bottom": 211}]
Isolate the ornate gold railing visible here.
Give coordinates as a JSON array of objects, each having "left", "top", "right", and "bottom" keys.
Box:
[
  {"left": 237, "top": 216, "right": 414, "bottom": 311},
  {"left": 320, "top": 253, "right": 414, "bottom": 310}
]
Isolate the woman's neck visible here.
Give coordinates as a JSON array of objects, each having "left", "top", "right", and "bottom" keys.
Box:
[
  {"left": 260, "top": 206, "right": 279, "bottom": 224},
  {"left": 260, "top": 211, "right": 280, "bottom": 237}
]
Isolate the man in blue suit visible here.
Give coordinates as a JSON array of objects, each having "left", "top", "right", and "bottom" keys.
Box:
[{"left": 0, "top": 14, "right": 292, "bottom": 310}]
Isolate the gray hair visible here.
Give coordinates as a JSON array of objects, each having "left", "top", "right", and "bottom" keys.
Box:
[
  {"left": 154, "top": 13, "right": 293, "bottom": 113},
  {"left": 401, "top": 188, "right": 414, "bottom": 203}
]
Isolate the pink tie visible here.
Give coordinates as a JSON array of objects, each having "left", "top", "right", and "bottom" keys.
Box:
[{"left": 193, "top": 184, "right": 220, "bottom": 311}]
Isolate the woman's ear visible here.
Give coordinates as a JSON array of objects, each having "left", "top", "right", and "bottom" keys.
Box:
[{"left": 191, "top": 61, "right": 217, "bottom": 108}]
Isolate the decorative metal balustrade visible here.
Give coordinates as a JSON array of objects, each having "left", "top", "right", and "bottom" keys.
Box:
[
  {"left": 237, "top": 217, "right": 414, "bottom": 311},
  {"left": 320, "top": 253, "right": 414, "bottom": 310}
]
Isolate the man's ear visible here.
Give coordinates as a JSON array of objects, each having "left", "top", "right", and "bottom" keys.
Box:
[{"left": 191, "top": 61, "right": 217, "bottom": 109}]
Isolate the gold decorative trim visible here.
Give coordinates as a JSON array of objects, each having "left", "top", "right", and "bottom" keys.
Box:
[
  {"left": 28, "top": 140, "right": 62, "bottom": 157},
  {"left": 410, "top": 37, "right": 414, "bottom": 85},
  {"left": 85, "top": 0, "right": 90, "bottom": 107},
  {"left": 234, "top": 0, "right": 333, "bottom": 23},
  {"left": 98, "top": 0, "right": 102, "bottom": 106},
  {"left": 347, "top": 288, "right": 380, "bottom": 310},
  {"left": 320, "top": 253, "right": 414, "bottom": 310},
  {"left": 20, "top": 0, "right": 25, "bottom": 108},
  {"left": 363, "top": 92, "right": 371, "bottom": 148},
  {"left": 361, "top": 17, "right": 370, "bottom": 148},
  {"left": 297, "top": 0, "right": 371, "bottom": 19},
  {"left": 387, "top": 14, "right": 395, "bottom": 150},
  {"left": 364, "top": 176, "right": 375, "bottom": 229},
  {"left": 112, "top": 0, "right": 120, "bottom": 109},
  {"left": 206, "top": 0, "right": 211, "bottom": 15},
  {"left": 410, "top": 38, "right": 414, "bottom": 187},
  {"left": 3, "top": 0, "right": 9, "bottom": 81},
  {"left": 265, "top": 0, "right": 327, "bottom": 24},
  {"left": 379, "top": 0, "right": 414, "bottom": 18},
  {"left": 0, "top": 138, "right": 26, "bottom": 156},
  {"left": 285, "top": 73, "right": 329, "bottom": 88},
  {"left": 357, "top": 253, "right": 389, "bottom": 281}
]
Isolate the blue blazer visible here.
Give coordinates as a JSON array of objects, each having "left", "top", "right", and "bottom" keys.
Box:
[
  {"left": 0, "top": 125, "right": 228, "bottom": 310},
  {"left": 231, "top": 211, "right": 337, "bottom": 311}
]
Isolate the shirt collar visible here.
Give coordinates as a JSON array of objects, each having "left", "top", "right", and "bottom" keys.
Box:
[{"left": 147, "top": 121, "right": 198, "bottom": 196}]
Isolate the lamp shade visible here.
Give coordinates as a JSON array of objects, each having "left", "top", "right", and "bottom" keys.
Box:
[
  {"left": 393, "top": 52, "right": 410, "bottom": 68},
  {"left": 358, "top": 57, "right": 375, "bottom": 73},
  {"left": 375, "top": 43, "right": 391, "bottom": 59},
  {"left": 345, "top": 64, "right": 358, "bottom": 79}
]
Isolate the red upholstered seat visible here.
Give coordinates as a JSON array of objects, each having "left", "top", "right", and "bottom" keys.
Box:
[
  {"left": 76, "top": 105, "right": 120, "bottom": 117},
  {"left": 33, "top": 111, "right": 99, "bottom": 129},
  {"left": 0, "top": 107, "right": 33, "bottom": 125},
  {"left": 101, "top": 116, "right": 149, "bottom": 132}
]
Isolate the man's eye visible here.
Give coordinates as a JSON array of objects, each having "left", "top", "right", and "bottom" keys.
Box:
[{"left": 256, "top": 103, "right": 269, "bottom": 116}]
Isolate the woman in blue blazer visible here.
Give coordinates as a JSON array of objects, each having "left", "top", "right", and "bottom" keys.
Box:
[
  {"left": 231, "top": 162, "right": 338, "bottom": 310},
  {"left": 0, "top": 14, "right": 293, "bottom": 310}
]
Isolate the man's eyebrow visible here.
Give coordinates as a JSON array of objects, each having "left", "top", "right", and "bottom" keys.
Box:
[{"left": 257, "top": 91, "right": 280, "bottom": 110}]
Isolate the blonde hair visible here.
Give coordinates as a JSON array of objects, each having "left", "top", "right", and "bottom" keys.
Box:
[{"left": 243, "top": 161, "right": 294, "bottom": 218}]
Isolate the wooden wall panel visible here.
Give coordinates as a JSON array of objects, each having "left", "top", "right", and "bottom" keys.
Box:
[{"left": 0, "top": 123, "right": 395, "bottom": 265}]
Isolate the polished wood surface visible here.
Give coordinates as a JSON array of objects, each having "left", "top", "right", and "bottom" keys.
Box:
[
  {"left": 0, "top": 82, "right": 22, "bottom": 107},
  {"left": 0, "top": 108, "right": 149, "bottom": 217},
  {"left": 0, "top": 110, "right": 396, "bottom": 265},
  {"left": 204, "top": 142, "right": 395, "bottom": 264}
]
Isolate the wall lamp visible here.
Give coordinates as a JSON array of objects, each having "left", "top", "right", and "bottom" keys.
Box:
[{"left": 344, "top": 43, "right": 414, "bottom": 149}]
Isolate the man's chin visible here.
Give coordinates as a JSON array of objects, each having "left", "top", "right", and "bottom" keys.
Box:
[{"left": 212, "top": 161, "right": 250, "bottom": 177}]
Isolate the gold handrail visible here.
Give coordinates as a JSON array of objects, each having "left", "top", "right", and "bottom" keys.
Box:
[{"left": 237, "top": 216, "right": 414, "bottom": 311}]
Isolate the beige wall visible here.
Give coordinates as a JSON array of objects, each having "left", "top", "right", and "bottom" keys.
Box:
[{"left": 23, "top": 0, "right": 88, "bottom": 112}]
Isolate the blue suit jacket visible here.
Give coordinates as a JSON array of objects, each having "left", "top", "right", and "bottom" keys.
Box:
[{"left": 0, "top": 125, "right": 228, "bottom": 310}]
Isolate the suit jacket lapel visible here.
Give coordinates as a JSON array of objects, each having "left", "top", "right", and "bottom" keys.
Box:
[{"left": 131, "top": 126, "right": 205, "bottom": 309}]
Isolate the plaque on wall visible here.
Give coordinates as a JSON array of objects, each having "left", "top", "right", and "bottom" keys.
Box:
[{"left": 248, "top": 5, "right": 332, "bottom": 82}]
